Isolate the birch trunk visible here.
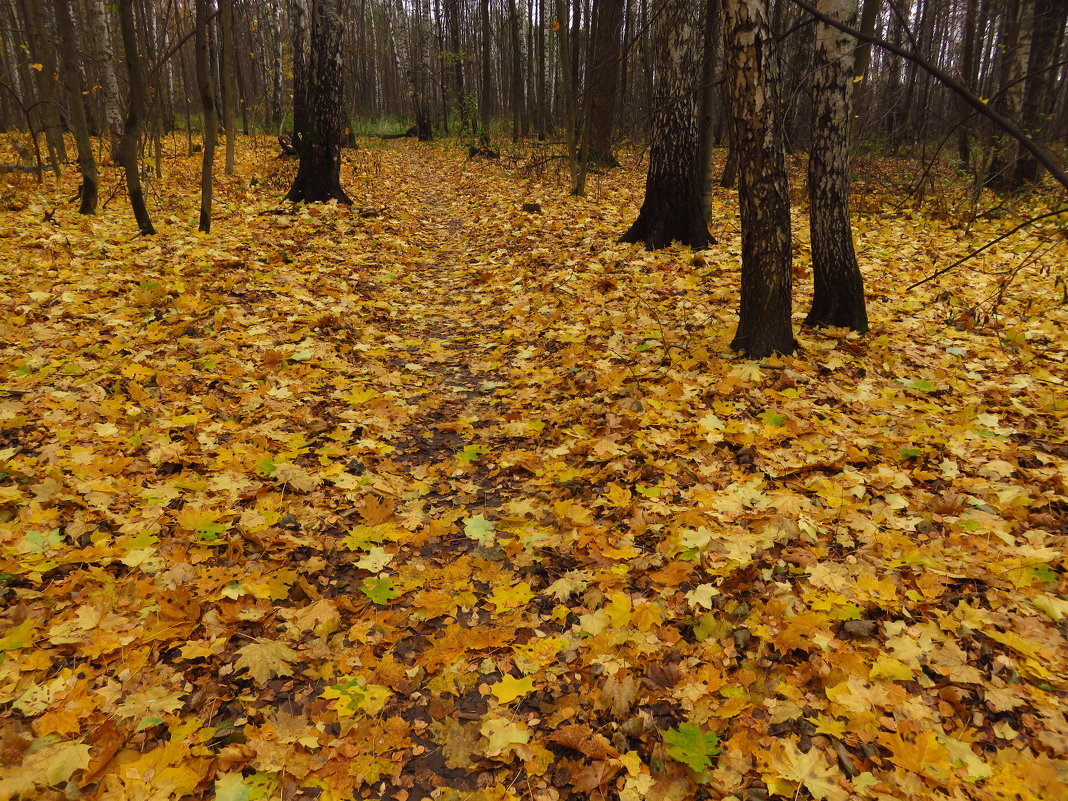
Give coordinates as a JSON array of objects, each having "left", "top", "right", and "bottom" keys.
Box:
[
  {"left": 620, "top": 0, "right": 710, "bottom": 249},
  {"left": 805, "top": 0, "right": 867, "bottom": 333},
  {"left": 721, "top": 0, "right": 793, "bottom": 357}
]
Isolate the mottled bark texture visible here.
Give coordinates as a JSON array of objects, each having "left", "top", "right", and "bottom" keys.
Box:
[
  {"left": 805, "top": 0, "right": 867, "bottom": 333},
  {"left": 52, "top": 0, "right": 98, "bottom": 214},
  {"left": 286, "top": 0, "right": 351, "bottom": 204},
  {"left": 117, "top": 0, "right": 156, "bottom": 235},
  {"left": 721, "top": 0, "right": 793, "bottom": 357},
  {"left": 620, "top": 0, "right": 711, "bottom": 249}
]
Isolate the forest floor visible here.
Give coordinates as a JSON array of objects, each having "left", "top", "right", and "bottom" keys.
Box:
[{"left": 0, "top": 136, "right": 1065, "bottom": 801}]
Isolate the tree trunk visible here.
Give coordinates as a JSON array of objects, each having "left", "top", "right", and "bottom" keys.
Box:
[
  {"left": 721, "top": 0, "right": 793, "bottom": 357},
  {"left": 220, "top": 0, "right": 237, "bottom": 172},
  {"left": 956, "top": 0, "right": 978, "bottom": 169},
  {"left": 620, "top": 0, "right": 711, "bottom": 250},
  {"left": 509, "top": 0, "right": 525, "bottom": 142},
  {"left": 1010, "top": 0, "right": 1060, "bottom": 186},
  {"left": 196, "top": 0, "right": 217, "bottom": 232},
  {"left": 286, "top": 0, "right": 351, "bottom": 204},
  {"left": 413, "top": 0, "right": 434, "bottom": 140},
  {"left": 555, "top": 0, "right": 586, "bottom": 194},
  {"left": 17, "top": 0, "right": 63, "bottom": 175},
  {"left": 117, "top": 0, "right": 155, "bottom": 234},
  {"left": 805, "top": 0, "right": 866, "bottom": 333},
  {"left": 584, "top": 0, "right": 625, "bottom": 166},
  {"left": 986, "top": 0, "right": 1033, "bottom": 190},
  {"left": 51, "top": 0, "right": 98, "bottom": 213},
  {"left": 292, "top": 0, "right": 309, "bottom": 142},
  {"left": 698, "top": 0, "right": 721, "bottom": 219},
  {"left": 479, "top": 0, "right": 493, "bottom": 135}
]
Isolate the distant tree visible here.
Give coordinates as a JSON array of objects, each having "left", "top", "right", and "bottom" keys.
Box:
[
  {"left": 1009, "top": 0, "right": 1064, "bottom": 187},
  {"left": 292, "top": 0, "right": 309, "bottom": 145},
  {"left": 286, "top": 0, "right": 351, "bottom": 204},
  {"left": 721, "top": 0, "right": 793, "bottom": 357},
  {"left": 220, "top": 0, "right": 238, "bottom": 174},
  {"left": 117, "top": 0, "right": 156, "bottom": 235},
  {"left": 620, "top": 0, "right": 710, "bottom": 249},
  {"left": 412, "top": 0, "right": 433, "bottom": 141},
  {"left": 195, "top": 0, "right": 218, "bottom": 232},
  {"left": 51, "top": 0, "right": 98, "bottom": 214},
  {"left": 584, "top": 0, "right": 625, "bottom": 166},
  {"left": 805, "top": 0, "right": 867, "bottom": 333},
  {"left": 986, "top": 0, "right": 1034, "bottom": 191}
]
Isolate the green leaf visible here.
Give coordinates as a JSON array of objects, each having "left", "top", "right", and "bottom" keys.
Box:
[
  {"left": 762, "top": 410, "right": 785, "bottom": 427},
  {"left": 360, "top": 577, "right": 399, "bottom": 604},
  {"left": 463, "top": 514, "right": 495, "bottom": 545},
  {"left": 256, "top": 458, "right": 277, "bottom": 476},
  {"left": 664, "top": 722, "right": 720, "bottom": 772},
  {"left": 135, "top": 715, "right": 163, "bottom": 732},
  {"left": 214, "top": 771, "right": 253, "bottom": 801},
  {"left": 910, "top": 379, "right": 936, "bottom": 391},
  {"left": 457, "top": 443, "right": 488, "bottom": 463}
]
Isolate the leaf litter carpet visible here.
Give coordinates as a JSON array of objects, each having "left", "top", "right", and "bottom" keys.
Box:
[{"left": 0, "top": 142, "right": 1065, "bottom": 801}]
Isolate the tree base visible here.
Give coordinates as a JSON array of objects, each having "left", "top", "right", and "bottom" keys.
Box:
[
  {"left": 620, "top": 202, "right": 714, "bottom": 251},
  {"left": 803, "top": 304, "right": 868, "bottom": 334},
  {"left": 285, "top": 178, "right": 351, "bottom": 205}
]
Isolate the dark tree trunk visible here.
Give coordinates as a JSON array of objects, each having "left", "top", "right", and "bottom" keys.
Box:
[
  {"left": 698, "top": 0, "right": 721, "bottom": 219},
  {"left": 806, "top": 0, "right": 867, "bottom": 333},
  {"left": 584, "top": 0, "right": 625, "bottom": 166},
  {"left": 196, "top": 0, "right": 218, "bottom": 232},
  {"left": 413, "top": 0, "right": 434, "bottom": 141},
  {"left": 721, "top": 0, "right": 793, "bottom": 357},
  {"left": 51, "top": 0, "right": 98, "bottom": 214},
  {"left": 986, "top": 0, "right": 1032, "bottom": 191},
  {"left": 620, "top": 0, "right": 711, "bottom": 249},
  {"left": 286, "top": 0, "right": 351, "bottom": 204},
  {"left": 117, "top": 0, "right": 155, "bottom": 235}
]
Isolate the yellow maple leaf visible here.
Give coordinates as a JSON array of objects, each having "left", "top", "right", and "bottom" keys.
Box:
[
  {"left": 491, "top": 674, "right": 535, "bottom": 704},
  {"left": 763, "top": 739, "right": 847, "bottom": 801},
  {"left": 234, "top": 639, "right": 297, "bottom": 684}
]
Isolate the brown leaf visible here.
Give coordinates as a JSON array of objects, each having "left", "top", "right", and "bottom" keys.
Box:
[{"left": 548, "top": 724, "right": 619, "bottom": 760}]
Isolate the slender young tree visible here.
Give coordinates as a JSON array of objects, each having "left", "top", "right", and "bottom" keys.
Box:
[
  {"left": 220, "top": 0, "right": 237, "bottom": 173},
  {"left": 805, "top": 0, "right": 867, "bottom": 332},
  {"left": 196, "top": 0, "right": 218, "bottom": 232},
  {"left": 721, "top": 0, "right": 793, "bottom": 357},
  {"left": 51, "top": 0, "right": 98, "bottom": 213},
  {"left": 620, "top": 0, "right": 711, "bottom": 249},
  {"left": 286, "top": 0, "right": 351, "bottom": 204},
  {"left": 117, "top": 0, "right": 156, "bottom": 234}
]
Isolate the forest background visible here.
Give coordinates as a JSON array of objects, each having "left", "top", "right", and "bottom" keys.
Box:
[{"left": 0, "top": 0, "right": 1066, "bottom": 800}]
